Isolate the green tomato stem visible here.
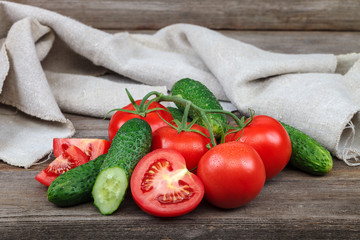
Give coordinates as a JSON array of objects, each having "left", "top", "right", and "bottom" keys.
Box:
[
  {"left": 179, "top": 101, "right": 191, "bottom": 133},
  {"left": 123, "top": 90, "right": 252, "bottom": 149},
  {"left": 125, "top": 89, "right": 140, "bottom": 112}
]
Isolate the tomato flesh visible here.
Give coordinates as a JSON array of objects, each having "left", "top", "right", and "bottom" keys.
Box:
[
  {"left": 141, "top": 159, "right": 194, "bottom": 204},
  {"left": 35, "top": 145, "right": 89, "bottom": 186},
  {"left": 35, "top": 170, "right": 58, "bottom": 186},
  {"left": 53, "top": 138, "right": 110, "bottom": 160},
  {"left": 131, "top": 149, "right": 204, "bottom": 217}
]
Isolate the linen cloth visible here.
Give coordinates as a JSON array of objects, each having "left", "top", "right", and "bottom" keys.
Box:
[{"left": 0, "top": 1, "right": 359, "bottom": 168}]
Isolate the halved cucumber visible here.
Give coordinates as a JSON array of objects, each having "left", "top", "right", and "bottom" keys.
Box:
[{"left": 91, "top": 118, "right": 152, "bottom": 215}]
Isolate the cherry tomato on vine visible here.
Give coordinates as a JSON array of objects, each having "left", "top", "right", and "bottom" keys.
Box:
[
  {"left": 197, "top": 141, "right": 266, "bottom": 209},
  {"left": 108, "top": 100, "right": 173, "bottom": 142},
  {"left": 225, "top": 115, "right": 292, "bottom": 180},
  {"left": 151, "top": 123, "right": 211, "bottom": 171},
  {"left": 130, "top": 149, "right": 205, "bottom": 217}
]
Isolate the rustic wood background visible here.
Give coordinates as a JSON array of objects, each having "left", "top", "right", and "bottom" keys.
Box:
[
  {"left": 1, "top": 114, "right": 360, "bottom": 240},
  {"left": 2, "top": 1, "right": 360, "bottom": 239},
  {"left": 11, "top": 0, "right": 360, "bottom": 30}
]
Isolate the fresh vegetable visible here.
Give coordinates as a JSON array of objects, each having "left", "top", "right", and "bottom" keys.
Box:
[
  {"left": 92, "top": 118, "right": 152, "bottom": 215},
  {"left": 171, "top": 78, "right": 227, "bottom": 139},
  {"left": 281, "top": 122, "right": 333, "bottom": 175},
  {"left": 47, "top": 154, "right": 106, "bottom": 206},
  {"left": 167, "top": 106, "right": 191, "bottom": 122},
  {"left": 35, "top": 171, "right": 58, "bottom": 187},
  {"left": 53, "top": 138, "right": 110, "bottom": 160},
  {"left": 40, "top": 79, "right": 332, "bottom": 216},
  {"left": 130, "top": 149, "right": 204, "bottom": 217},
  {"left": 138, "top": 88, "right": 248, "bottom": 149},
  {"left": 226, "top": 115, "right": 292, "bottom": 180},
  {"left": 108, "top": 99, "right": 173, "bottom": 142},
  {"left": 35, "top": 145, "right": 89, "bottom": 186},
  {"left": 197, "top": 141, "right": 265, "bottom": 209},
  {"left": 151, "top": 122, "right": 211, "bottom": 171}
]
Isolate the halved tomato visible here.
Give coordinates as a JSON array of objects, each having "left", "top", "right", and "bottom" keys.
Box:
[
  {"left": 35, "top": 145, "right": 89, "bottom": 186},
  {"left": 53, "top": 138, "right": 111, "bottom": 160},
  {"left": 130, "top": 149, "right": 204, "bottom": 217}
]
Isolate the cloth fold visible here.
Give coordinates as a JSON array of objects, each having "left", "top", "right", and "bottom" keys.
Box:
[{"left": 0, "top": 1, "right": 359, "bottom": 168}]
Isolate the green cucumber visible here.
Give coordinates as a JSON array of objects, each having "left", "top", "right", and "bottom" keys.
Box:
[
  {"left": 92, "top": 118, "right": 152, "bottom": 215},
  {"left": 281, "top": 122, "right": 333, "bottom": 175},
  {"left": 47, "top": 154, "right": 106, "bottom": 207},
  {"left": 171, "top": 78, "right": 227, "bottom": 139}
]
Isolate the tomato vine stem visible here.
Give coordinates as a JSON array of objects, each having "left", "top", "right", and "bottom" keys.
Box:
[
  {"left": 107, "top": 89, "right": 253, "bottom": 148},
  {"left": 137, "top": 91, "right": 252, "bottom": 148}
]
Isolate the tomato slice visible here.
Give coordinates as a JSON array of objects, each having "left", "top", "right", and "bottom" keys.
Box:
[
  {"left": 53, "top": 138, "right": 111, "bottom": 160},
  {"left": 35, "top": 145, "right": 89, "bottom": 186},
  {"left": 130, "top": 149, "right": 204, "bottom": 217},
  {"left": 35, "top": 170, "right": 58, "bottom": 187}
]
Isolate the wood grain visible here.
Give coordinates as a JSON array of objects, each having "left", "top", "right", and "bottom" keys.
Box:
[
  {"left": 1, "top": 158, "right": 359, "bottom": 239},
  {"left": 1, "top": 13, "right": 360, "bottom": 238},
  {"left": 1, "top": 113, "right": 360, "bottom": 239},
  {"left": 10, "top": 0, "right": 360, "bottom": 31}
]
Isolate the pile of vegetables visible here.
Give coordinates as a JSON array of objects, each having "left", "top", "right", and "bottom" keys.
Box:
[{"left": 36, "top": 78, "right": 333, "bottom": 217}]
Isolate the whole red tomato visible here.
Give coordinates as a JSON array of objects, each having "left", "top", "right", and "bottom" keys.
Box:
[
  {"left": 225, "top": 115, "right": 292, "bottom": 180},
  {"left": 108, "top": 100, "right": 173, "bottom": 142},
  {"left": 151, "top": 123, "right": 211, "bottom": 171},
  {"left": 197, "top": 141, "right": 266, "bottom": 209}
]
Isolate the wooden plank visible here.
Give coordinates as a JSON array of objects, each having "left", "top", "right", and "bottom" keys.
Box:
[
  {"left": 1, "top": 151, "right": 359, "bottom": 239},
  {"left": 11, "top": 0, "right": 360, "bottom": 30},
  {"left": 1, "top": 112, "right": 360, "bottom": 239}
]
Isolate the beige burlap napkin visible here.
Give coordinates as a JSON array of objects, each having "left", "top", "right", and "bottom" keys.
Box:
[
  {"left": 0, "top": 1, "right": 167, "bottom": 168},
  {"left": 0, "top": 1, "right": 359, "bottom": 168}
]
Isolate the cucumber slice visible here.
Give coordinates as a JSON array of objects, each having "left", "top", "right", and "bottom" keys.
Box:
[{"left": 92, "top": 167, "right": 128, "bottom": 215}]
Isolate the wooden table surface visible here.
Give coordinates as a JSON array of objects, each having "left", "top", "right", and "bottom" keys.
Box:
[
  {"left": 2, "top": 1, "right": 360, "bottom": 237},
  {"left": 1, "top": 111, "right": 360, "bottom": 239}
]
